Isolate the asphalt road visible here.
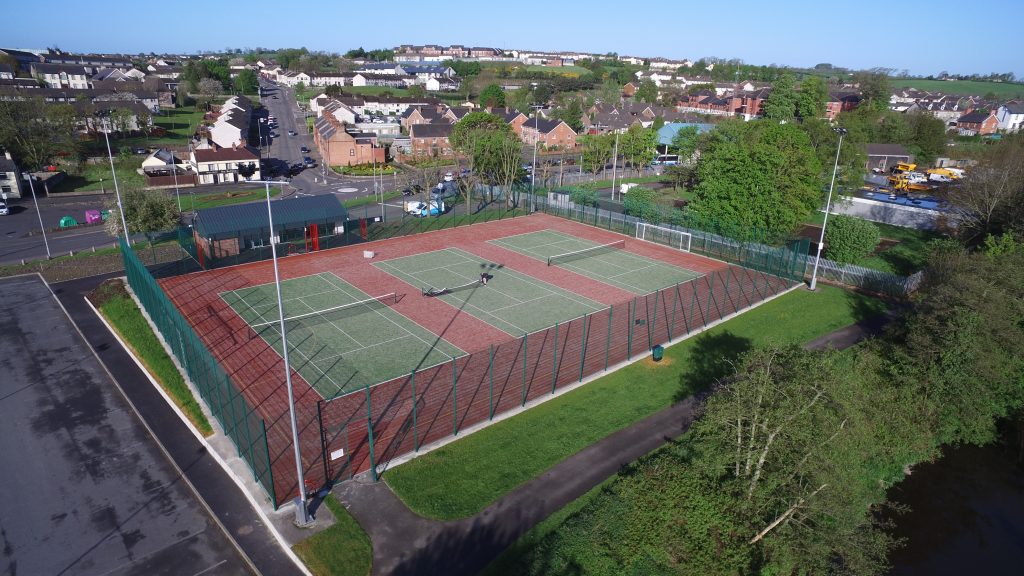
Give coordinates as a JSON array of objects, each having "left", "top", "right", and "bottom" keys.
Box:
[{"left": 0, "top": 275, "right": 252, "bottom": 576}]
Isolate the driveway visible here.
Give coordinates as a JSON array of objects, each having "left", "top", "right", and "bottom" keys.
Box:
[{"left": 0, "top": 274, "right": 252, "bottom": 576}]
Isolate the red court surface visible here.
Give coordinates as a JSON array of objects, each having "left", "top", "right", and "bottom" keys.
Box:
[{"left": 160, "top": 212, "right": 792, "bottom": 504}]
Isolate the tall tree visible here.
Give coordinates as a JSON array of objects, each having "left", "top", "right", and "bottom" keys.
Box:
[
  {"left": 618, "top": 124, "right": 658, "bottom": 176},
  {"left": 578, "top": 133, "right": 614, "bottom": 175},
  {"left": 450, "top": 112, "right": 523, "bottom": 207},
  {"left": 669, "top": 125, "right": 701, "bottom": 161},
  {"left": 763, "top": 73, "right": 798, "bottom": 120},
  {"left": 478, "top": 83, "right": 506, "bottom": 108},
  {"left": 635, "top": 79, "right": 658, "bottom": 104},
  {"left": 233, "top": 69, "right": 258, "bottom": 94},
  {"left": 0, "top": 98, "right": 78, "bottom": 169},
  {"left": 104, "top": 187, "right": 181, "bottom": 236},
  {"left": 853, "top": 70, "right": 891, "bottom": 112},
  {"left": 797, "top": 75, "right": 828, "bottom": 119},
  {"left": 940, "top": 135, "right": 1024, "bottom": 242},
  {"left": 692, "top": 120, "right": 822, "bottom": 240}
]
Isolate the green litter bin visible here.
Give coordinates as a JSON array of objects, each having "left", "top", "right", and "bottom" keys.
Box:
[
  {"left": 59, "top": 216, "right": 78, "bottom": 228},
  {"left": 651, "top": 345, "right": 664, "bottom": 362}
]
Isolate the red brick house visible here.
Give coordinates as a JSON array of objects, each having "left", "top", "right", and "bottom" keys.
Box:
[
  {"left": 409, "top": 123, "right": 455, "bottom": 157},
  {"left": 622, "top": 82, "right": 638, "bottom": 97},
  {"left": 313, "top": 114, "right": 385, "bottom": 166},
  {"left": 956, "top": 110, "right": 999, "bottom": 135},
  {"left": 520, "top": 118, "right": 578, "bottom": 149}
]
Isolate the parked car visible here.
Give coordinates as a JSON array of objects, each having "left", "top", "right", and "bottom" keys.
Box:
[
  {"left": 0, "top": 201, "right": 8, "bottom": 216},
  {"left": 289, "top": 163, "right": 304, "bottom": 176},
  {"left": 303, "top": 156, "right": 315, "bottom": 168},
  {"left": 288, "top": 130, "right": 297, "bottom": 136},
  {"left": 132, "top": 147, "right": 148, "bottom": 155},
  {"left": 300, "top": 146, "right": 309, "bottom": 154}
]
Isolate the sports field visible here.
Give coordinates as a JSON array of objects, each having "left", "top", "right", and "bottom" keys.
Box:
[
  {"left": 222, "top": 272, "right": 463, "bottom": 398},
  {"left": 373, "top": 247, "right": 607, "bottom": 335},
  {"left": 490, "top": 230, "right": 702, "bottom": 294}
]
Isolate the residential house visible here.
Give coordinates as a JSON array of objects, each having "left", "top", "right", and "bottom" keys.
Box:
[
  {"left": 956, "top": 110, "right": 999, "bottom": 135},
  {"left": 313, "top": 114, "right": 385, "bottom": 166},
  {"left": 400, "top": 104, "right": 449, "bottom": 130},
  {"left": 0, "top": 151, "right": 24, "bottom": 199},
  {"left": 73, "top": 101, "right": 153, "bottom": 134},
  {"left": 351, "top": 73, "right": 413, "bottom": 88},
  {"left": 92, "top": 68, "right": 145, "bottom": 82},
  {"left": 520, "top": 118, "right": 577, "bottom": 149},
  {"left": 94, "top": 90, "right": 161, "bottom": 114},
  {"left": 205, "top": 96, "right": 252, "bottom": 149},
  {"left": 43, "top": 53, "right": 132, "bottom": 74},
  {"left": 425, "top": 77, "right": 460, "bottom": 92},
  {"left": 309, "top": 72, "right": 350, "bottom": 87},
  {"left": 0, "top": 48, "right": 43, "bottom": 72},
  {"left": 906, "top": 99, "right": 962, "bottom": 126},
  {"left": 0, "top": 64, "right": 14, "bottom": 80},
  {"left": 149, "top": 65, "right": 182, "bottom": 79},
  {"left": 996, "top": 101, "right": 1024, "bottom": 133},
  {"left": 346, "top": 94, "right": 441, "bottom": 116},
  {"left": 866, "top": 143, "right": 912, "bottom": 172},
  {"left": 622, "top": 82, "right": 638, "bottom": 97},
  {"left": 190, "top": 145, "right": 261, "bottom": 185},
  {"left": 322, "top": 100, "right": 358, "bottom": 124},
  {"left": 408, "top": 123, "right": 455, "bottom": 157},
  {"left": 31, "top": 63, "right": 90, "bottom": 89},
  {"left": 826, "top": 91, "right": 862, "bottom": 120}
]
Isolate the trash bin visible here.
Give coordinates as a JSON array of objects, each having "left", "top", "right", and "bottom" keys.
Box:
[
  {"left": 651, "top": 345, "right": 664, "bottom": 362},
  {"left": 59, "top": 216, "right": 78, "bottom": 228},
  {"left": 84, "top": 209, "right": 102, "bottom": 224}
]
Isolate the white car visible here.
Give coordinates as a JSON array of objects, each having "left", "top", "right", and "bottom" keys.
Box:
[
  {"left": 404, "top": 200, "right": 444, "bottom": 217},
  {"left": 0, "top": 201, "right": 8, "bottom": 215}
]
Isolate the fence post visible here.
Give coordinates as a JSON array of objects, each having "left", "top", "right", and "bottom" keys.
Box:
[
  {"left": 488, "top": 345, "right": 494, "bottom": 420},
  {"left": 316, "top": 400, "right": 329, "bottom": 483},
  {"left": 365, "top": 384, "right": 377, "bottom": 482},
  {"left": 668, "top": 283, "right": 679, "bottom": 342},
  {"left": 705, "top": 272, "right": 717, "bottom": 322},
  {"left": 722, "top": 268, "right": 735, "bottom": 315},
  {"left": 628, "top": 297, "right": 636, "bottom": 360},
  {"left": 604, "top": 306, "right": 613, "bottom": 370},
  {"left": 648, "top": 289, "right": 658, "bottom": 347},
  {"left": 411, "top": 371, "right": 418, "bottom": 452},
  {"left": 521, "top": 333, "right": 528, "bottom": 407},
  {"left": 551, "top": 321, "right": 559, "bottom": 394},
  {"left": 733, "top": 267, "right": 753, "bottom": 309},
  {"left": 579, "top": 314, "right": 590, "bottom": 382},
  {"left": 262, "top": 419, "right": 277, "bottom": 510},
  {"left": 452, "top": 356, "right": 458, "bottom": 436}
]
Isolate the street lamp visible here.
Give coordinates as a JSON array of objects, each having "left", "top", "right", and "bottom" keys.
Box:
[
  {"left": 809, "top": 127, "right": 848, "bottom": 291},
  {"left": 257, "top": 177, "right": 313, "bottom": 526},
  {"left": 102, "top": 114, "right": 130, "bottom": 240},
  {"left": 21, "top": 173, "right": 50, "bottom": 259}
]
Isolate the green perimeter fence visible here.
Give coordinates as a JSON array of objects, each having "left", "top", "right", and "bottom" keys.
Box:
[{"left": 119, "top": 237, "right": 278, "bottom": 508}]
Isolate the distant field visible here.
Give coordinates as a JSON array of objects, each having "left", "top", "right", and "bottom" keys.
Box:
[
  {"left": 891, "top": 78, "right": 1024, "bottom": 99},
  {"left": 525, "top": 64, "right": 592, "bottom": 77}
]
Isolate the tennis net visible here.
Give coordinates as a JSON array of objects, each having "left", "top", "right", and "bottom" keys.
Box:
[
  {"left": 422, "top": 279, "right": 481, "bottom": 297},
  {"left": 251, "top": 292, "right": 398, "bottom": 330},
  {"left": 547, "top": 240, "right": 626, "bottom": 266}
]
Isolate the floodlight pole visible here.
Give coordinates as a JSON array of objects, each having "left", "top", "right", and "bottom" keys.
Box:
[
  {"left": 103, "top": 116, "right": 130, "bottom": 241},
  {"left": 530, "top": 104, "right": 542, "bottom": 212},
  {"left": 809, "top": 127, "right": 847, "bottom": 291},
  {"left": 263, "top": 178, "right": 313, "bottom": 526},
  {"left": 22, "top": 173, "right": 50, "bottom": 259},
  {"left": 610, "top": 131, "right": 620, "bottom": 201}
]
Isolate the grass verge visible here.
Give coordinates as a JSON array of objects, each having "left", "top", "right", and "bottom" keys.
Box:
[
  {"left": 292, "top": 496, "right": 373, "bottom": 576},
  {"left": 187, "top": 187, "right": 282, "bottom": 211},
  {"left": 91, "top": 279, "right": 213, "bottom": 435},
  {"left": 384, "top": 285, "right": 884, "bottom": 519}
]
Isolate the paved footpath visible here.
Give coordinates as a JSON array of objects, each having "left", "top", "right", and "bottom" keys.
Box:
[{"left": 336, "top": 298, "right": 893, "bottom": 576}]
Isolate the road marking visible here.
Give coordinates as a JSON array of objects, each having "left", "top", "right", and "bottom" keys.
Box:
[{"left": 336, "top": 187, "right": 358, "bottom": 193}]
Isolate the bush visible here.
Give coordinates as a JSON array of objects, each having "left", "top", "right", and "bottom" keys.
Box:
[
  {"left": 825, "top": 214, "right": 881, "bottom": 263},
  {"left": 569, "top": 188, "right": 599, "bottom": 207},
  {"left": 622, "top": 186, "right": 659, "bottom": 222}
]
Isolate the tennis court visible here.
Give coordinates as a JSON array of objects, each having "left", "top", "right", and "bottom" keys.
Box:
[
  {"left": 221, "top": 272, "right": 464, "bottom": 398},
  {"left": 489, "top": 229, "right": 702, "bottom": 294},
  {"left": 373, "top": 247, "right": 607, "bottom": 335}
]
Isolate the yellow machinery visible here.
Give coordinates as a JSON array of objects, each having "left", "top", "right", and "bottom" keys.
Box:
[
  {"left": 927, "top": 168, "right": 963, "bottom": 179},
  {"left": 887, "top": 175, "right": 932, "bottom": 192},
  {"left": 891, "top": 162, "right": 917, "bottom": 174}
]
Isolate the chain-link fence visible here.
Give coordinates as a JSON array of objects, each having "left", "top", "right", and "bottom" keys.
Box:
[{"left": 119, "top": 238, "right": 278, "bottom": 508}]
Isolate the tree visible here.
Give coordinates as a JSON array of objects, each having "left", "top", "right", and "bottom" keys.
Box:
[
  {"left": 635, "top": 79, "right": 658, "bottom": 104},
  {"left": 110, "top": 108, "right": 135, "bottom": 137},
  {"left": 449, "top": 112, "right": 523, "bottom": 207},
  {"left": 568, "top": 188, "right": 599, "bottom": 207},
  {"left": 618, "top": 124, "right": 658, "bottom": 176},
  {"left": 825, "top": 215, "right": 881, "bottom": 263},
  {"left": 407, "top": 84, "right": 426, "bottom": 98},
  {"left": 478, "top": 83, "right": 506, "bottom": 108},
  {"left": 197, "top": 78, "right": 223, "bottom": 95},
  {"left": 797, "top": 75, "right": 828, "bottom": 119},
  {"left": 0, "top": 98, "right": 78, "bottom": 169},
  {"left": 664, "top": 164, "right": 694, "bottom": 190},
  {"left": 669, "top": 125, "right": 701, "bottom": 161},
  {"left": 762, "top": 73, "right": 798, "bottom": 120},
  {"left": 622, "top": 186, "right": 659, "bottom": 221},
  {"left": 905, "top": 111, "right": 947, "bottom": 164},
  {"left": 233, "top": 69, "right": 258, "bottom": 94},
  {"left": 853, "top": 70, "right": 891, "bottom": 112},
  {"left": 104, "top": 187, "right": 181, "bottom": 237},
  {"left": 940, "top": 135, "right": 1024, "bottom": 243},
  {"left": 578, "top": 133, "right": 614, "bottom": 174},
  {"left": 137, "top": 110, "right": 153, "bottom": 143},
  {"left": 691, "top": 120, "right": 823, "bottom": 240},
  {"left": 549, "top": 97, "right": 584, "bottom": 133}
]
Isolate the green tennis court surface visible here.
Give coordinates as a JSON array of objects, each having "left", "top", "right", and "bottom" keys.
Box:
[
  {"left": 373, "top": 248, "right": 606, "bottom": 335},
  {"left": 490, "top": 229, "right": 702, "bottom": 294},
  {"left": 222, "top": 272, "right": 463, "bottom": 398}
]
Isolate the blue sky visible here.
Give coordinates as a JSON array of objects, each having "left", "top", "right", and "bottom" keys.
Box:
[{"left": 6, "top": 0, "right": 1021, "bottom": 78}]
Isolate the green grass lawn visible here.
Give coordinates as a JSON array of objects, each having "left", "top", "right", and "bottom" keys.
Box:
[
  {"left": 186, "top": 187, "right": 281, "bottom": 211},
  {"left": 890, "top": 78, "right": 1024, "bottom": 99},
  {"left": 79, "top": 106, "right": 204, "bottom": 154},
  {"left": 856, "top": 221, "right": 942, "bottom": 275},
  {"left": 292, "top": 496, "right": 372, "bottom": 576},
  {"left": 94, "top": 281, "right": 213, "bottom": 435},
  {"left": 384, "top": 285, "right": 884, "bottom": 520},
  {"left": 53, "top": 157, "right": 145, "bottom": 193},
  {"left": 524, "top": 64, "right": 593, "bottom": 77}
]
